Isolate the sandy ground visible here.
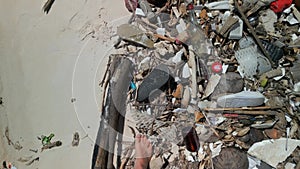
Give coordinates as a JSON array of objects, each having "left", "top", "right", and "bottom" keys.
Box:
[{"left": 0, "top": 0, "right": 130, "bottom": 168}]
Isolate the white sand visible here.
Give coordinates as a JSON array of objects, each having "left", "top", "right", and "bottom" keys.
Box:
[{"left": 0, "top": 0, "right": 130, "bottom": 168}]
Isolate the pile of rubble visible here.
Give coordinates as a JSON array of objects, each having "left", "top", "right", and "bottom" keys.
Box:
[{"left": 99, "top": 0, "right": 300, "bottom": 168}]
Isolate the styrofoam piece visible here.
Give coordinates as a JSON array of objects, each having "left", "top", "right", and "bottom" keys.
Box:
[
  {"left": 217, "top": 91, "right": 265, "bottom": 108},
  {"left": 248, "top": 138, "right": 300, "bottom": 168},
  {"left": 235, "top": 46, "right": 258, "bottom": 78},
  {"left": 229, "top": 17, "right": 243, "bottom": 40}
]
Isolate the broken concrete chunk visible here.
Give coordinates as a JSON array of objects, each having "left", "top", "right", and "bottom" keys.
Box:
[
  {"left": 248, "top": 138, "right": 300, "bottom": 168},
  {"left": 229, "top": 17, "right": 243, "bottom": 40},
  {"left": 218, "top": 16, "right": 239, "bottom": 37},
  {"left": 259, "top": 9, "right": 277, "bottom": 33},
  {"left": 117, "top": 24, "right": 154, "bottom": 48},
  {"left": 211, "top": 72, "right": 244, "bottom": 99},
  {"left": 203, "top": 74, "right": 221, "bottom": 98}
]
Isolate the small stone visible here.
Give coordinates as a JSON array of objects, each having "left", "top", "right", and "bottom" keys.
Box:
[
  {"left": 181, "top": 86, "right": 191, "bottom": 108},
  {"left": 237, "top": 127, "right": 250, "bottom": 137},
  {"left": 172, "top": 84, "right": 183, "bottom": 99},
  {"left": 264, "top": 128, "right": 281, "bottom": 139},
  {"left": 213, "top": 147, "right": 249, "bottom": 169}
]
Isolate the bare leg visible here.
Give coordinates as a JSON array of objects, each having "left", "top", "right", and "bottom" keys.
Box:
[{"left": 134, "top": 134, "right": 152, "bottom": 169}]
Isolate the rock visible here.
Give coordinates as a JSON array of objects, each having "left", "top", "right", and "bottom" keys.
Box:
[
  {"left": 212, "top": 147, "right": 249, "bottom": 169},
  {"left": 248, "top": 138, "right": 300, "bottom": 168},
  {"left": 137, "top": 64, "right": 170, "bottom": 102},
  {"left": 181, "top": 86, "right": 191, "bottom": 108},
  {"left": 211, "top": 72, "right": 244, "bottom": 99},
  {"left": 264, "top": 128, "right": 281, "bottom": 139},
  {"left": 138, "top": 57, "right": 151, "bottom": 72},
  {"left": 237, "top": 127, "right": 250, "bottom": 137},
  {"left": 149, "top": 156, "right": 164, "bottom": 169},
  {"left": 203, "top": 74, "right": 221, "bottom": 98}
]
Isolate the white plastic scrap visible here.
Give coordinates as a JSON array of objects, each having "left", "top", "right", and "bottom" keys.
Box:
[
  {"left": 209, "top": 142, "right": 222, "bottom": 158},
  {"left": 222, "top": 64, "right": 229, "bottom": 74},
  {"left": 273, "top": 68, "right": 285, "bottom": 81},
  {"left": 182, "top": 63, "right": 191, "bottom": 78},
  {"left": 286, "top": 13, "right": 299, "bottom": 25},
  {"left": 172, "top": 49, "right": 184, "bottom": 64},
  {"left": 285, "top": 162, "right": 296, "bottom": 169},
  {"left": 205, "top": 1, "right": 232, "bottom": 10},
  {"left": 135, "top": 8, "right": 146, "bottom": 16},
  {"left": 283, "top": 4, "right": 294, "bottom": 14},
  {"left": 248, "top": 138, "right": 300, "bottom": 168},
  {"left": 248, "top": 155, "right": 261, "bottom": 169}
]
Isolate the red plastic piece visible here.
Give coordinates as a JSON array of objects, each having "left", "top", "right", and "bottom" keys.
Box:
[
  {"left": 270, "top": 0, "right": 293, "bottom": 13},
  {"left": 211, "top": 62, "right": 222, "bottom": 73},
  {"left": 187, "top": 3, "right": 194, "bottom": 10},
  {"left": 223, "top": 114, "right": 239, "bottom": 118},
  {"left": 175, "top": 38, "right": 182, "bottom": 45}
]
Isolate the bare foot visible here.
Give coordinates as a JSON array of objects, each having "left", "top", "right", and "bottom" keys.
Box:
[{"left": 134, "top": 134, "right": 152, "bottom": 169}]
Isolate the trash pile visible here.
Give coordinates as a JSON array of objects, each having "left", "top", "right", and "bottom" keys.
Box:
[{"left": 101, "top": 0, "right": 300, "bottom": 168}]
